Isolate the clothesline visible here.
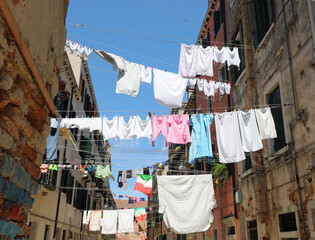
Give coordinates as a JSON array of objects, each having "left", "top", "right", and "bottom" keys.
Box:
[{"left": 57, "top": 104, "right": 284, "bottom": 114}]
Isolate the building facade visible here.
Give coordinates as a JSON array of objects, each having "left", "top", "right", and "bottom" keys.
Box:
[
  {"left": 28, "top": 50, "right": 115, "bottom": 240},
  {"left": 227, "top": 0, "right": 315, "bottom": 239},
  {"left": 0, "top": 0, "right": 68, "bottom": 239}
]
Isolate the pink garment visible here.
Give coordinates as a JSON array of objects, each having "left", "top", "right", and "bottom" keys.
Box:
[
  {"left": 135, "top": 197, "right": 140, "bottom": 204},
  {"left": 167, "top": 115, "right": 192, "bottom": 144},
  {"left": 40, "top": 164, "right": 48, "bottom": 173},
  {"left": 151, "top": 115, "right": 168, "bottom": 147}
]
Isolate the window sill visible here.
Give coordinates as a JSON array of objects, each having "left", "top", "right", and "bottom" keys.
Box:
[
  {"left": 240, "top": 168, "right": 254, "bottom": 179},
  {"left": 233, "top": 70, "right": 246, "bottom": 87},
  {"left": 257, "top": 22, "right": 275, "bottom": 51},
  {"left": 267, "top": 145, "right": 290, "bottom": 162}
]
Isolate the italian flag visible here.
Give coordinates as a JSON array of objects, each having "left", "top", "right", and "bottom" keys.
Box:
[
  {"left": 134, "top": 174, "right": 153, "bottom": 197},
  {"left": 134, "top": 207, "right": 146, "bottom": 222}
]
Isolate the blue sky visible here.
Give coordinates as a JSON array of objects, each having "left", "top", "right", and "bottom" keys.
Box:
[{"left": 66, "top": 0, "right": 207, "bottom": 199}]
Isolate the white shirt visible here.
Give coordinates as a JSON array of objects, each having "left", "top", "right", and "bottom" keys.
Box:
[
  {"left": 178, "top": 44, "right": 198, "bottom": 78},
  {"left": 196, "top": 46, "right": 214, "bottom": 76},
  {"left": 116, "top": 61, "right": 141, "bottom": 97},
  {"left": 134, "top": 116, "right": 152, "bottom": 139},
  {"left": 102, "top": 117, "right": 118, "bottom": 140},
  {"left": 101, "top": 210, "right": 117, "bottom": 234},
  {"left": 153, "top": 69, "right": 187, "bottom": 108},
  {"left": 118, "top": 116, "right": 136, "bottom": 140},
  {"left": 255, "top": 108, "right": 277, "bottom": 139}
]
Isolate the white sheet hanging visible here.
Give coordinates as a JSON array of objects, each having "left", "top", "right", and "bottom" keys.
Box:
[
  {"left": 153, "top": 69, "right": 187, "bottom": 108},
  {"left": 118, "top": 116, "right": 136, "bottom": 140},
  {"left": 102, "top": 117, "right": 118, "bottom": 140},
  {"left": 215, "top": 112, "right": 246, "bottom": 163},
  {"left": 213, "top": 46, "right": 228, "bottom": 64},
  {"left": 227, "top": 47, "right": 241, "bottom": 69},
  {"left": 196, "top": 46, "right": 214, "bottom": 77},
  {"left": 237, "top": 110, "right": 263, "bottom": 152},
  {"left": 118, "top": 209, "right": 135, "bottom": 233},
  {"left": 178, "top": 44, "right": 198, "bottom": 78},
  {"left": 89, "top": 117, "right": 102, "bottom": 132},
  {"left": 157, "top": 175, "right": 216, "bottom": 234}
]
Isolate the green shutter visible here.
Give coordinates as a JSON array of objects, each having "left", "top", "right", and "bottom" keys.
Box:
[
  {"left": 213, "top": 11, "right": 221, "bottom": 38},
  {"left": 266, "top": 0, "right": 274, "bottom": 25}
]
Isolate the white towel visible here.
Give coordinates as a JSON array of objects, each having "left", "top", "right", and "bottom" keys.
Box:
[
  {"left": 134, "top": 116, "right": 152, "bottom": 139},
  {"left": 118, "top": 209, "right": 135, "bottom": 233},
  {"left": 178, "top": 44, "right": 198, "bottom": 78},
  {"left": 140, "top": 65, "right": 152, "bottom": 84},
  {"left": 215, "top": 112, "right": 246, "bottom": 163},
  {"left": 237, "top": 110, "right": 263, "bottom": 152},
  {"left": 101, "top": 210, "right": 117, "bottom": 234},
  {"left": 83, "top": 210, "right": 91, "bottom": 225},
  {"left": 102, "top": 117, "right": 118, "bottom": 140},
  {"left": 255, "top": 108, "right": 277, "bottom": 140},
  {"left": 153, "top": 69, "right": 187, "bottom": 108},
  {"left": 157, "top": 175, "right": 216, "bottom": 234},
  {"left": 118, "top": 116, "right": 136, "bottom": 140},
  {"left": 116, "top": 61, "right": 141, "bottom": 97},
  {"left": 196, "top": 46, "right": 214, "bottom": 77}
]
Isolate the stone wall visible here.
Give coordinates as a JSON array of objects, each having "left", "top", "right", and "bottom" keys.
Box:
[
  {"left": 228, "top": 0, "right": 315, "bottom": 239},
  {"left": 0, "top": 0, "right": 68, "bottom": 238}
]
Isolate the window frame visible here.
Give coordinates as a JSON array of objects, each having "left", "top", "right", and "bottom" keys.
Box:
[
  {"left": 307, "top": 0, "right": 315, "bottom": 52},
  {"left": 277, "top": 211, "right": 299, "bottom": 239}
]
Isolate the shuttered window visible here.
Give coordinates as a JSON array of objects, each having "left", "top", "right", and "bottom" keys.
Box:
[{"left": 250, "top": 0, "right": 274, "bottom": 48}]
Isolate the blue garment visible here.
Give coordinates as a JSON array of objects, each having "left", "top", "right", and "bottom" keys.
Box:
[
  {"left": 189, "top": 114, "right": 214, "bottom": 163},
  {"left": 196, "top": 113, "right": 214, "bottom": 159},
  {"left": 46, "top": 118, "right": 60, "bottom": 161},
  {"left": 188, "top": 114, "right": 200, "bottom": 163}
]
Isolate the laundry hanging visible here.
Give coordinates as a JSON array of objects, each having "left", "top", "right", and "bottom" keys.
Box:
[
  {"left": 65, "top": 39, "right": 93, "bottom": 60},
  {"left": 118, "top": 209, "right": 135, "bottom": 233},
  {"left": 151, "top": 114, "right": 168, "bottom": 147},
  {"left": 189, "top": 113, "right": 214, "bottom": 163},
  {"left": 237, "top": 110, "right": 263, "bottom": 152},
  {"left": 118, "top": 116, "right": 136, "bottom": 140},
  {"left": 83, "top": 211, "right": 92, "bottom": 225},
  {"left": 101, "top": 210, "right": 117, "bottom": 235},
  {"left": 102, "top": 116, "right": 118, "bottom": 140},
  {"left": 134, "top": 174, "right": 153, "bottom": 197},
  {"left": 134, "top": 208, "right": 146, "bottom": 222},
  {"left": 215, "top": 112, "right": 246, "bottom": 163},
  {"left": 178, "top": 43, "right": 198, "bottom": 78},
  {"left": 157, "top": 174, "right": 216, "bottom": 234},
  {"left": 255, "top": 107, "right": 277, "bottom": 140},
  {"left": 196, "top": 46, "right": 214, "bottom": 77},
  {"left": 134, "top": 116, "right": 152, "bottom": 140},
  {"left": 140, "top": 65, "right": 152, "bottom": 84},
  {"left": 167, "top": 114, "right": 191, "bottom": 144},
  {"left": 153, "top": 68, "right": 187, "bottom": 108},
  {"left": 89, "top": 210, "right": 102, "bottom": 231},
  {"left": 45, "top": 119, "right": 59, "bottom": 161}
]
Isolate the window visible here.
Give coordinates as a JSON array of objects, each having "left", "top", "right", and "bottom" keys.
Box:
[
  {"left": 62, "top": 229, "right": 66, "bottom": 240},
  {"left": 243, "top": 153, "right": 252, "bottom": 172},
  {"left": 250, "top": 0, "right": 274, "bottom": 48},
  {"left": 79, "top": 135, "right": 92, "bottom": 160},
  {"left": 73, "top": 182, "right": 87, "bottom": 210},
  {"left": 247, "top": 220, "right": 258, "bottom": 240},
  {"left": 177, "top": 234, "right": 187, "bottom": 240},
  {"left": 278, "top": 212, "right": 297, "bottom": 232},
  {"left": 212, "top": 229, "right": 218, "bottom": 240},
  {"left": 218, "top": 64, "right": 226, "bottom": 83},
  {"left": 268, "top": 86, "right": 286, "bottom": 153},
  {"left": 213, "top": 1, "right": 224, "bottom": 38},
  {"left": 43, "top": 225, "right": 50, "bottom": 240},
  {"left": 231, "top": 23, "right": 245, "bottom": 85},
  {"left": 202, "top": 28, "right": 211, "bottom": 48},
  {"left": 227, "top": 226, "right": 235, "bottom": 235}
]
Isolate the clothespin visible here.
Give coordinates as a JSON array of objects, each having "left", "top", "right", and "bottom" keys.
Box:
[{"left": 148, "top": 111, "right": 152, "bottom": 118}]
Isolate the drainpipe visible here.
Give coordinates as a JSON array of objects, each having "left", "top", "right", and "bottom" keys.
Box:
[{"left": 289, "top": 116, "right": 307, "bottom": 240}]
